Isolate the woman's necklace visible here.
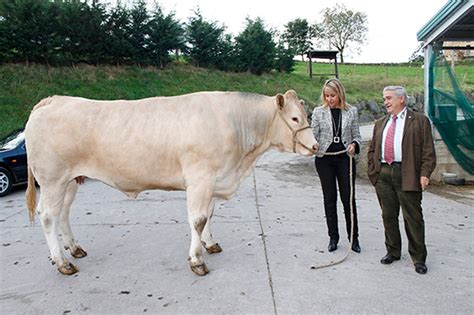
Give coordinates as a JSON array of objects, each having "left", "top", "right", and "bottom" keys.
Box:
[{"left": 331, "top": 110, "right": 341, "bottom": 143}]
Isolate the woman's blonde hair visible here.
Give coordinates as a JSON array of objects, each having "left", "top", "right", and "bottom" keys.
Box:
[{"left": 321, "top": 78, "right": 349, "bottom": 110}]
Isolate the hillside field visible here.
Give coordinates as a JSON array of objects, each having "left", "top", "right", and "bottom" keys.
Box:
[{"left": 1, "top": 61, "right": 472, "bottom": 138}]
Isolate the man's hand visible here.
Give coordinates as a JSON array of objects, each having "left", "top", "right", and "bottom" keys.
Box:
[{"left": 420, "top": 176, "right": 430, "bottom": 191}]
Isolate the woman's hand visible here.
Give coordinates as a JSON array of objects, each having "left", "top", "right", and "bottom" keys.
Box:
[{"left": 347, "top": 143, "right": 356, "bottom": 156}]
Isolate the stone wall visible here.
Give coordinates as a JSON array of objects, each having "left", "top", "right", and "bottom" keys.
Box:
[
  {"left": 353, "top": 120, "right": 474, "bottom": 185},
  {"left": 352, "top": 94, "right": 425, "bottom": 124},
  {"left": 431, "top": 126, "right": 474, "bottom": 183}
]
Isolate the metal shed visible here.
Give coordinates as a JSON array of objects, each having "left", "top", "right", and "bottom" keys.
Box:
[
  {"left": 417, "top": 0, "right": 474, "bottom": 182},
  {"left": 417, "top": 0, "right": 474, "bottom": 108}
]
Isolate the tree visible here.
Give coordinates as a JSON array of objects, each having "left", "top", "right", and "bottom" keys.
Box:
[
  {"left": 318, "top": 4, "right": 368, "bottom": 64},
  {"left": 185, "top": 10, "right": 228, "bottom": 69},
  {"left": 274, "top": 39, "right": 296, "bottom": 73},
  {"left": 212, "top": 33, "right": 237, "bottom": 71},
  {"left": 148, "top": 5, "right": 184, "bottom": 69},
  {"left": 57, "top": 1, "right": 108, "bottom": 65},
  {"left": 104, "top": 4, "right": 133, "bottom": 65},
  {"left": 128, "top": 0, "right": 150, "bottom": 64},
  {"left": 0, "top": 0, "right": 60, "bottom": 65},
  {"left": 409, "top": 42, "right": 424, "bottom": 63},
  {"left": 282, "top": 18, "right": 313, "bottom": 61},
  {"left": 235, "top": 18, "right": 276, "bottom": 75}
]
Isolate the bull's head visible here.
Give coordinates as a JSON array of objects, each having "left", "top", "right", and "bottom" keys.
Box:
[{"left": 274, "top": 90, "right": 319, "bottom": 155}]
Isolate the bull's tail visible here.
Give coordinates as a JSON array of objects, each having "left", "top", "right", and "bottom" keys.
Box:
[
  {"left": 26, "top": 166, "right": 37, "bottom": 224},
  {"left": 25, "top": 96, "right": 55, "bottom": 224}
]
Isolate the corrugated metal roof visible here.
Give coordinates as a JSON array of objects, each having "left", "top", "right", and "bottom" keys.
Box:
[{"left": 416, "top": 0, "right": 472, "bottom": 42}]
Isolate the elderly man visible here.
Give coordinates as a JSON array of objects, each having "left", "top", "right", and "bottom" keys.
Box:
[{"left": 367, "top": 86, "right": 436, "bottom": 275}]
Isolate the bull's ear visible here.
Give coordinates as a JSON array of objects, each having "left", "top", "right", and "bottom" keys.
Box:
[
  {"left": 276, "top": 94, "right": 285, "bottom": 110},
  {"left": 300, "top": 100, "right": 305, "bottom": 107}
]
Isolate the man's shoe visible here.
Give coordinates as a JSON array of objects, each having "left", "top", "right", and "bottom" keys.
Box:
[
  {"left": 351, "top": 242, "right": 361, "bottom": 253},
  {"left": 414, "top": 263, "right": 428, "bottom": 275},
  {"left": 380, "top": 254, "right": 400, "bottom": 264},
  {"left": 328, "top": 239, "right": 338, "bottom": 252}
]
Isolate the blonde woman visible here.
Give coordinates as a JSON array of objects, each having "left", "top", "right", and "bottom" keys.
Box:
[{"left": 311, "top": 78, "right": 362, "bottom": 253}]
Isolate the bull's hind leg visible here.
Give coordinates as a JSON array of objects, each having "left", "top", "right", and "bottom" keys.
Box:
[
  {"left": 201, "top": 199, "right": 223, "bottom": 254},
  {"left": 38, "top": 184, "right": 78, "bottom": 275},
  {"left": 186, "top": 181, "right": 214, "bottom": 276},
  {"left": 60, "top": 181, "right": 87, "bottom": 258}
]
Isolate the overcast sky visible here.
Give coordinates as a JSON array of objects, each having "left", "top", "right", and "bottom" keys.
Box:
[{"left": 140, "top": 0, "right": 447, "bottom": 63}]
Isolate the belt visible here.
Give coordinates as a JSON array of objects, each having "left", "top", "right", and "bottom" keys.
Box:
[{"left": 382, "top": 162, "right": 401, "bottom": 166}]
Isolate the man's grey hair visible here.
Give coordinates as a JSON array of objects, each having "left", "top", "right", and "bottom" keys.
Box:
[{"left": 383, "top": 86, "right": 407, "bottom": 102}]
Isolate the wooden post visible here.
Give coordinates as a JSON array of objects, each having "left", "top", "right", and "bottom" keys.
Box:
[
  {"left": 309, "top": 54, "right": 313, "bottom": 79},
  {"left": 451, "top": 50, "right": 455, "bottom": 70}
]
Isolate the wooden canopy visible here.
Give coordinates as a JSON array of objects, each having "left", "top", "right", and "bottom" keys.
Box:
[{"left": 306, "top": 50, "right": 339, "bottom": 79}]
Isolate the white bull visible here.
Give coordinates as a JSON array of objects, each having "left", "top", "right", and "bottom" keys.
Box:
[{"left": 25, "top": 90, "right": 318, "bottom": 276}]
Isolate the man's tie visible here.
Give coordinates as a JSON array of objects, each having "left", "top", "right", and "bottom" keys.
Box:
[{"left": 384, "top": 116, "right": 397, "bottom": 165}]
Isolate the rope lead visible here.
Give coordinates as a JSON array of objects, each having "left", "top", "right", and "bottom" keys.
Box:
[{"left": 310, "top": 149, "right": 355, "bottom": 270}]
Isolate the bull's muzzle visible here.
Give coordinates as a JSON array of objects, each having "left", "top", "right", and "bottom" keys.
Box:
[{"left": 292, "top": 126, "right": 317, "bottom": 154}]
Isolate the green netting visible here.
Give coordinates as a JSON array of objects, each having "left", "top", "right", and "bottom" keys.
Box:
[{"left": 428, "top": 44, "right": 474, "bottom": 175}]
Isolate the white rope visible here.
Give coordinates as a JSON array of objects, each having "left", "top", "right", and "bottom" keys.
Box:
[{"left": 310, "top": 148, "right": 355, "bottom": 270}]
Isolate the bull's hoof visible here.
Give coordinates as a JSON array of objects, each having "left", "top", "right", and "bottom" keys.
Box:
[
  {"left": 58, "top": 261, "right": 79, "bottom": 275},
  {"left": 70, "top": 246, "right": 88, "bottom": 258},
  {"left": 205, "top": 243, "right": 223, "bottom": 254},
  {"left": 190, "top": 263, "right": 209, "bottom": 276}
]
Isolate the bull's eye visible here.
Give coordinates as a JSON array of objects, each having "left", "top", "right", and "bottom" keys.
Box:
[{"left": 292, "top": 117, "right": 299, "bottom": 123}]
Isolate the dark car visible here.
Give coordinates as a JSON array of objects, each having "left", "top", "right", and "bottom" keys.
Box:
[{"left": 0, "top": 129, "right": 27, "bottom": 197}]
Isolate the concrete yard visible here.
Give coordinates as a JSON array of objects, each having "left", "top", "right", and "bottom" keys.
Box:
[{"left": 1, "top": 151, "right": 473, "bottom": 314}]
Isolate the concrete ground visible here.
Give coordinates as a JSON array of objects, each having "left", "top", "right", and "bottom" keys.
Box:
[{"left": 1, "top": 151, "right": 473, "bottom": 314}]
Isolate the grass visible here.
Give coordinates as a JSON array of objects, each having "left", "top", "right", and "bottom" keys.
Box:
[{"left": 1, "top": 60, "right": 473, "bottom": 138}]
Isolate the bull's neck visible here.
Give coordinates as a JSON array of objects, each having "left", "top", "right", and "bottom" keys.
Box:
[
  {"left": 252, "top": 99, "right": 277, "bottom": 154},
  {"left": 266, "top": 106, "right": 289, "bottom": 152},
  {"left": 236, "top": 99, "right": 276, "bottom": 176}
]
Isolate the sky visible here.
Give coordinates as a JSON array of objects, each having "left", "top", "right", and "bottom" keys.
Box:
[{"left": 142, "top": 0, "right": 448, "bottom": 63}]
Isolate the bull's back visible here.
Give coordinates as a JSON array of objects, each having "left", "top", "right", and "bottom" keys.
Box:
[
  {"left": 25, "top": 93, "right": 271, "bottom": 194},
  {"left": 26, "top": 96, "right": 193, "bottom": 190}
]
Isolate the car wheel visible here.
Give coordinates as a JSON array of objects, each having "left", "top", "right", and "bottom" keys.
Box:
[{"left": 0, "top": 167, "right": 13, "bottom": 197}]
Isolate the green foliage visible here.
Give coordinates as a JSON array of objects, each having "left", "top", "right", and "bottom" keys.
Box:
[
  {"left": 318, "top": 4, "right": 368, "bottom": 64},
  {"left": 128, "top": 0, "right": 150, "bottom": 64},
  {"left": 57, "top": 1, "right": 108, "bottom": 65},
  {"left": 0, "top": 1, "right": 287, "bottom": 74},
  {"left": 235, "top": 18, "right": 276, "bottom": 75},
  {"left": 185, "top": 11, "right": 231, "bottom": 70},
  {"left": 2, "top": 60, "right": 474, "bottom": 138},
  {"left": 282, "top": 18, "right": 313, "bottom": 61},
  {"left": 274, "top": 40, "right": 296, "bottom": 73},
  {"left": 213, "top": 34, "right": 237, "bottom": 71},
  {"left": 0, "top": 0, "right": 109, "bottom": 65},
  {"left": 0, "top": 0, "right": 59, "bottom": 64},
  {"left": 103, "top": 4, "right": 133, "bottom": 65},
  {"left": 409, "top": 43, "right": 424, "bottom": 63},
  {"left": 148, "top": 5, "right": 184, "bottom": 69}
]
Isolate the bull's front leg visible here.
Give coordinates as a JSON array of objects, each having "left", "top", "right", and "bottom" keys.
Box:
[
  {"left": 186, "top": 181, "right": 214, "bottom": 276},
  {"left": 60, "top": 181, "right": 87, "bottom": 259},
  {"left": 201, "top": 199, "right": 223, "bottom": 254}
]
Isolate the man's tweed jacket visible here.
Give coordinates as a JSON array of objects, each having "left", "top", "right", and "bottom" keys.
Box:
[
  {"left": 367, "top": 109, "right": 436, "bottom": 191},
  {"left": 311, "top": 105, "right": 362, "bottom": 157}
]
